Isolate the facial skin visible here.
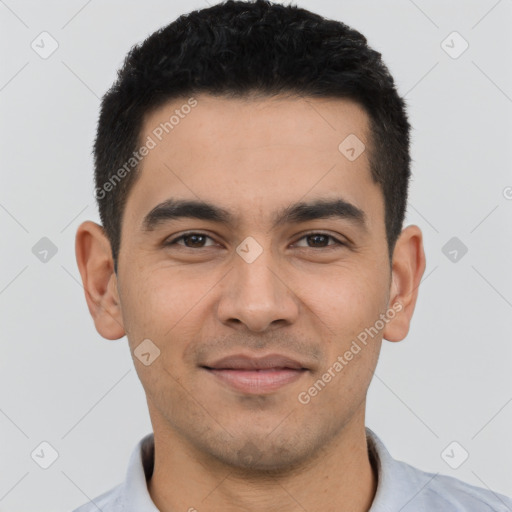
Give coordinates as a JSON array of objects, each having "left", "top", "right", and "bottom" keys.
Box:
[{"left": 76, "top": 94, "right": 425, "bottom": 512}]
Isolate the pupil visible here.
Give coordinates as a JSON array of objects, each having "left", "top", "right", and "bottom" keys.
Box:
[
  {"left": 187, "top": 235, "right": 204, "bottom": 247},
  {"left": 309, "top": 235, "right": 327, "bottom": 247}
]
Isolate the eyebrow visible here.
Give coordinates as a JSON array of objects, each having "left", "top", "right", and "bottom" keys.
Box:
[{"left": 141, "top": 197, "right": 367, "bottom": 232}]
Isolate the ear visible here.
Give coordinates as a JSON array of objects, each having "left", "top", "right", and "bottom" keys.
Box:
[
  {"left": 383, "top": 224, "right": 426, "bottom": 342},
  {"left": 75, "top": 220, "right": 126, "bottom": 340}
]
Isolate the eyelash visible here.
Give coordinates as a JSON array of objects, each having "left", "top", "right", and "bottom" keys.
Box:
[{"left": 165, "top": 231, "right": 346, "bottom": 250}]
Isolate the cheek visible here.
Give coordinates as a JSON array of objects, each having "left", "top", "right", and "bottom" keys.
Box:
[
  {"left": 296, "top": 271, "right": 385, "bottom": 409},
  {"left": 120, "top": 272, "right": 204, "bottom": 395},
  {"left": 298, "top": 262, "right": 389, "bottom": 340},
  {"left": 120, "top": 267, "right": 216, "bottom": 358}
]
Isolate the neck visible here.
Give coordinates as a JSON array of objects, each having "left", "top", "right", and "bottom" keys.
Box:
[{"left": 148, "top": 417, "right": 378, "bottom": 512}]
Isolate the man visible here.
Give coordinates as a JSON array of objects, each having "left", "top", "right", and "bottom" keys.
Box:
[{"left": 73, "top": 1, "right": 512, "bottom": 510}]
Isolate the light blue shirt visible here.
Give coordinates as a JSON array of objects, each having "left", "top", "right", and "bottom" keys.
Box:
[{"left": 72, "top": 427, "right": 512, "bottom": 511}]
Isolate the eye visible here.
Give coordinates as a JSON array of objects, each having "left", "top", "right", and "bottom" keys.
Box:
[
  {"left": 293, "top": 232, "right": 345, "bottom": 249},
  {"left": 164, "top": 231, "right": 346, "bottom": 250},
  {"left": 165, "top": 232, "right": 217, "bottom": 248}
]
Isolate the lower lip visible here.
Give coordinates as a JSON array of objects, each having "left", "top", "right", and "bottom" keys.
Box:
[{"left": 206, "top": 368, "right": 306, "bottom": 394}]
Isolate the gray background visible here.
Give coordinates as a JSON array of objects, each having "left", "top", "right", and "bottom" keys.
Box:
[{"left": 1, "top": 0, "right": 511, "bottom": 510}]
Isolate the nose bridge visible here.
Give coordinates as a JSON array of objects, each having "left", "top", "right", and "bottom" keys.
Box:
[{"left": 217, "top": 236, "right": 298, "bottom": 332}]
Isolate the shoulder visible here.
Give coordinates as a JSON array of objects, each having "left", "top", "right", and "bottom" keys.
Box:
[
  {"left": 366, "top": 428, "right": 512, "bottom": 512},
  {"left": 70, "top": 432, "right": 155, "bottom": 512},
  {"left": 395, "top": 458, "right": 512, "bottom": 511},
  {"left": 71, "top": 483, "right": 124, "bottom": 512}
]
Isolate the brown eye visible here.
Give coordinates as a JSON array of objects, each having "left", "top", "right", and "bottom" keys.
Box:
[
  {"left": 166, "top": 233, "right": 216, "bottom": 248},
  {"left": 294, "top": 233, "right": 345, "bottom": 249}
]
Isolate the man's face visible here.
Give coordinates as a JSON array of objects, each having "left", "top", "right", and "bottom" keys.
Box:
[{"left": 116, "top": 94, "right": 392, "bottom": 470}]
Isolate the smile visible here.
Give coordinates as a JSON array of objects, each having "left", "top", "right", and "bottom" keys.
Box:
[
  {"left": 204, "top": 367, "right": 307, "bottom": 394},
  {"left": 202, "top": 353, "right": 309, "bottom": 394}
]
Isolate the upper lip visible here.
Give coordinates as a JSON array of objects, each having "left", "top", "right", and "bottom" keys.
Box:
[{"left": 202, "top": 353, "right": 307, "bottom": 370}]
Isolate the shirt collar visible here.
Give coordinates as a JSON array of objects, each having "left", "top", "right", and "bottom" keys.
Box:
[{"left": 121, "top": 432, "right": 159, "bottom": 511}]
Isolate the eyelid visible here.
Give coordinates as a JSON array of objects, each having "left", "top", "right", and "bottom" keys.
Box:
[
  {"left": 292, "top": 230, "right": 347, "bottom": 248},
  {"left": 165, "top": 231, "right": 219, "bottom": 247},
  {"left": 165, "top": 230, "right": 347, "bottom": 248}
]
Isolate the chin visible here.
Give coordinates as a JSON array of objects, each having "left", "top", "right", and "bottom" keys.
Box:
[{"left": 204, "top": 432, "right": 322, "bottom": 475}]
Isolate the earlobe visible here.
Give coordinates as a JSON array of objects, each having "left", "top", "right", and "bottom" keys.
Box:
[
  {"left": 383, "top": 225, "right": 426, "bottom": 343},
  {"left": 75, "top": 221, "right": 126, "bottom": 340}
]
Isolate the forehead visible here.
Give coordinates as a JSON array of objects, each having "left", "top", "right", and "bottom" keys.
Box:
[{"left": 123, "top": 94, "right": 383, "bottom": 233}]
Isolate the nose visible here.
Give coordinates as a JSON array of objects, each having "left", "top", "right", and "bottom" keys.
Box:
[{"left": 216, "top": 244, "right": 300, "bottom": 333}]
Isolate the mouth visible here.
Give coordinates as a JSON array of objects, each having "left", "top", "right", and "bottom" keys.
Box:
[{"left": 201, "top": 354, "right": 309, "bottom": 394}]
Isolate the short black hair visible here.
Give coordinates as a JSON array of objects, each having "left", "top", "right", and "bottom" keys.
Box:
[{"left": 94, "top": 0, "right": 411, "bottom": 272}]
